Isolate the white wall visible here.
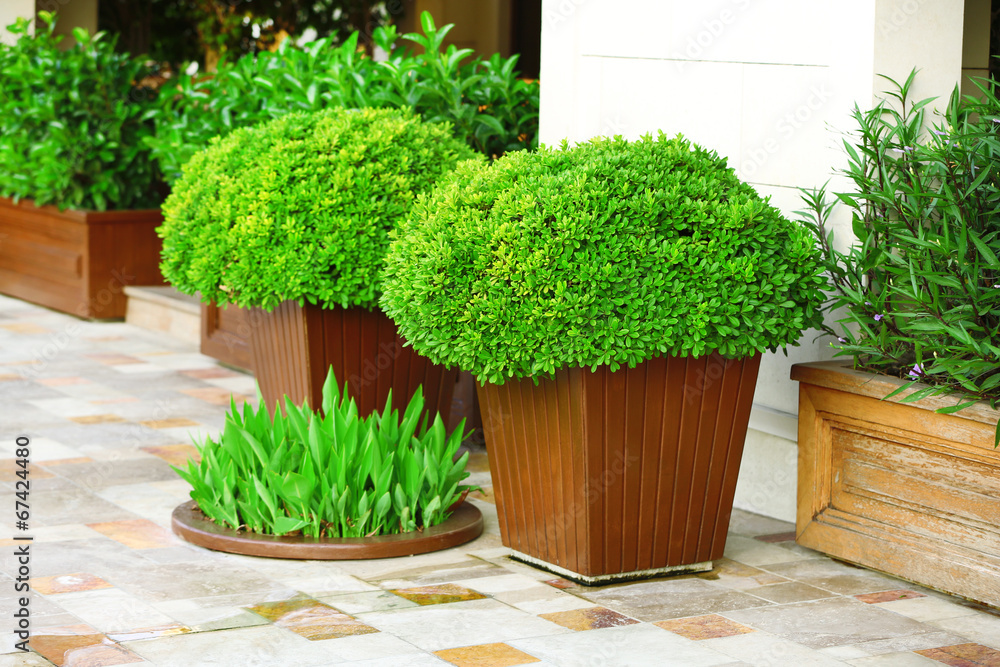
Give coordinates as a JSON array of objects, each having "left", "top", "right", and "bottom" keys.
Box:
[{"left": 539, "top": 0, "right": 970, "bottom": 521}]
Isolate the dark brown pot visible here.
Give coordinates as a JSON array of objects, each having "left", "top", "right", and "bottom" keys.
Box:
[
  {"left": 249, "top": 301, "right": 458, "bottom": 422},
  {"left": 792, "top": 361, "right": 1000, "bottom": 607},
  {"left": 0, "top": 196, "right": 166, "bottom": 319},
  {"left": 172, "top": 500, "right": 484, "bottom": 560},
  {"left": 201, "top": 301, "right": 254, "bottom": 372},
  {"left": 477, "top": 353, "right": 761, "bottom": 584}
]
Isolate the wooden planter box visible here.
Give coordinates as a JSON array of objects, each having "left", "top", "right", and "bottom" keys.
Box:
[
  {"left": 250, "top": 301, "right": 458, "bottom": 423},
  {"left": 477, "top": 353, "right": 762, "bottom": 584},
  {"left": 201, "top": 301, "right": 254, "bottom": 372},
  {"left": 792, "top": 361, "right": 1000, "bottom": 607},
  {"left": 0, "top": 197, "right": 165, "bottom": 319}
]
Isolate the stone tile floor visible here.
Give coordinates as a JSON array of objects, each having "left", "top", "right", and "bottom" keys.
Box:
[{"left": 1, "top": 293, "right": 999, "bottom": 666}]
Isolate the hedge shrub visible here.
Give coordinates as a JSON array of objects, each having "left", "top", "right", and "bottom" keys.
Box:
[
  {"left": 148, "top": 12, "right": 538, "bottom": 183},
  {"left": 159, "top": 107, "right": 479, "bottom": 310},
  {"left": 0, "top": 13, "right": 161, "bottom": 211},
  {"left": 381, "top": 133, "right": 827, "bottom": 384}
]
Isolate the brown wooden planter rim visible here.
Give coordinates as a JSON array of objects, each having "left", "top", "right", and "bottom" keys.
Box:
[
  {"left": 791, "top": 360, "right": 998, "bottom": 427},
  {"left": 0, "top": 195, "right": 163, "bottom": 224},
  {"left": 171, "top": 499, "right": 484, "bottom": 560}
]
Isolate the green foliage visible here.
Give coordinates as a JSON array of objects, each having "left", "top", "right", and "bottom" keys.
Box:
[
  {"left": 381, "top": 133, "right": 826, "bottom": 384},
  {"left": 159, "top": 106, "right": 478, "bottom": 310},
  {"left": 174, "top": 369, "right": 476, "bottom": 537},
  {"left": 800, "top": 71, "right": 1000, "bottom": 425},
  {"left": 0, "top": 13, "right": 161, "bottom": 211},
  {"left": 148, "top": 11, "right": 539, "bottom": 183}
]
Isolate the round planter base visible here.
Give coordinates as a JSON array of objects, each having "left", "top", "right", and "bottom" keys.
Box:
[
  {"left": 509, "top": 550, "right": 713, "bottom": 586},
  {"left": 171, "top": 500, "right": 484, "bottom": 560}
]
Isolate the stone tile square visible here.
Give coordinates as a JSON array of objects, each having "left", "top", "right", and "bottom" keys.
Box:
[
  {"left": 30, "top": 488, "right": 140, "bottom": 527},
  {"left": 754, "top": 531, "right": 798, "bottom": 543},
  {"left": 697, "top": 558, "right": 789, "bottom": 591},
  {"left": 701, "top": 631, "right": 849, "bottom": 666},
  {"left": 579, "top": 577, "right": 772, "bottom": 622},
  {"left": 723, "top": 597, "right": 934, "bottom": 649},
  {"left": 30, "top": 573, "right": 112, "bottom": 595},
  {"left": 728, "top": 509, "right": 794, "bottom": 537},
  {"left": 139, "top": 444, "right": 201, "bottom": 467},
  {"left": 275, "top": 574, "right": 379, "bottom": 598},
  {"left": 67, "top": 414, "right": 126, "bottom": 425},
  {"left": 510, "top": 623, "right": 733, "bottom": 667},
  {"left": 389, "top": 583, "right": 489, "bottom": 606},
  {"left": 105, "top": 624, "right": 191, "bottom": 642},
  {"left": 180, "top": 368, "right": 241, "bottom": 380},
  {"left": 873, "top": 596, "right": 979, "bottom": 623},
  {"left": 760, "top": 557, "right": 905, "bottom": 596},
  {"left": 98, "top": 561, "right": 298, "bottom": 605},
  {"left": 916, "top": 643, "right": 1000, "bottom": 666},
  {"left": 852, "top": 631, "right": 973, "bottom": 655},
  {"left": 435, "top": 642, "right": 541, "bottom": 666},
  {"left": 48, "top": 589, "right": 177, "bottom": 633},
  {"left": 29, "top": 628, "right": 144, "bottom": 666},
  {"left": 0, "top": 323, "right": 50, "bottom": 335},
  {"left": 318, "top": 590, "right": 420, "bottom": 614},
  {"left": 745, "top": 581, "right": 837, "bottom": 604},
  {"left": 139, "top": 418, "right": 200, "bottom": 430},
  {"left": 180, "top": 387, "right": 246, "bottom": 406},
  {"left": 539, "top": 607, "right": 638, "bottom": 631},
  {"left": 847, "top": 652, "right": 941, "bottom": 665},
  {"left": 36, "top": 377, "right": 90, "bottom": 387},
  {"left": 543, "top": 578, "right": 576, "bottom": 590},
  {"left": 933, "top": 615, "right": 1000, "bottom": 650},
  {"left": 86, "top": 519, "right": 178, "bottom": 550},
  {"left": 492, "top": 586, "right": 595, "bottom": 615},
  {"left": 246, "top": 597, "right": 380, "bottom": 641},
  {"left": 122, "top": 625, "right": 323, "bottom": 666},
  {"left": 85, "top": 353, "right": 143, "bottom": 365},
  {"left": 454, "top": 573, "right": 551, "bottom": 595},
  {"left": 361, "top": 598, "right": 571, "bottom": 652},
  {"left": 57, "top": 458, "right": 181, "bottom": 491},
  {"left": 655, "top": 614, "right": 757, "bottom": 640},
  {"left": 722, "top": 535, "right": 810, "bottom": 567},
  {"left": 0, "top": 460, "right": 52, "bottom": 482},
  {"left": 856, "top": 590, "right": 927, "bottom": 604}
]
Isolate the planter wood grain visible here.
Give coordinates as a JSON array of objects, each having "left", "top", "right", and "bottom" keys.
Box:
[
  {"left": 201, "top": 301, "right": 254, "bottom": 372},
  {"left": 477, "top": 353, "right": 762, "bottom": 583},
  {"left": 250, "top": 301, "right": 458, "bottom": 422},
  {"left": 172, "top": 500, "right": 484, "bottom": 559},
  {"left": 0, "top": 196, "right": 165, "bottom": 318},
  {"left": 792, "top": 361, "right": 1000, "bottom": 607}
]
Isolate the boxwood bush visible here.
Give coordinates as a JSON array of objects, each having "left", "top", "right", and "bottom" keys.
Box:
[
  {"left": 0, "top": 13, "right": 161, "bottom": 211},
  {"left": 381, "top": 133, "right": 827, "bottom": 384},
  {"left": 159, "top": 107, "right": 479, "bottom": 310}
]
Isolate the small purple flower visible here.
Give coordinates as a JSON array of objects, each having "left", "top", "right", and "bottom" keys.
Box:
[
  {"left": 993, "top": 118, "right": 1000, "bottom": 124},
  {"left": 902, "top": 146, "right": 915, "bottom": 152},
  {"left": 874, "top": 314, "right": 884, "bottom": 322},
  {"left": 837, "top": 337, "right": 847, "bottom": 344},
  {"left": 907, "top": 364, "right": 924, "bottom": 379},
  {"left": 931, "top": 129, "right": 947, "bottom": 136}
]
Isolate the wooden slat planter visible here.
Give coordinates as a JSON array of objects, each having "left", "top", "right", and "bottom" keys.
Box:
[
  {"left": 200, "top": 301, "right": 254, "bottom": 372},
  {"left": 0, "top": 197, "right": 165, "bottom": 319},
  {"left": 250, "top": 301, "right": 458, "bottom": 423},
  {"left": 792, "top": 361, "right": 1000, "bottom": 607},
  {"left": 477, "top": 353, "right": 762, "bottom": 584}
]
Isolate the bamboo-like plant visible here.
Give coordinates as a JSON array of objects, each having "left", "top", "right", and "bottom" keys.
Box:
[{"left": 174, "top": 369, "right": 476, "bottom": 537}]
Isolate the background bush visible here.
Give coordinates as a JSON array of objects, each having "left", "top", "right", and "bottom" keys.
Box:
[
  {"left": 801, "top": 72, "right": 1000, "bottom": 412},
  {"left": 381, "top": 133, "right": 826, "bottom": 384},
  {"left": 148, "top": 12, "right": 538, "bottom": 183},
  {"left": 159, "top": 107, "right": 478, "bottom": 310},
  {"left": 0, "top": 13, "right": 161, "bottom": 211}
]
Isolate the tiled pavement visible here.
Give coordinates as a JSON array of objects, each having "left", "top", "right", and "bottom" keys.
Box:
[{"left": 1, "top": 293, "right": 999, "bottom": 667}]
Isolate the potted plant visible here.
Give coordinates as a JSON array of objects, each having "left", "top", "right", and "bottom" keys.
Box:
[
  {"left": 158, "top": 106, "right": 478, "bottom": 419},
  {"left": 172, "top": 368, "right": 483, "bottom": 558},
  {"left": 381, "top": 133, "right": 826, "bottom": 583},
  {"left": 793, "top": 72, "right": 1000, "bottom": 606},
  {"left": 146, "top": 12, "right": 538, "bottom": 369},
  {"left": 0, "top": 13, "right": 166, "bottom": 319}
]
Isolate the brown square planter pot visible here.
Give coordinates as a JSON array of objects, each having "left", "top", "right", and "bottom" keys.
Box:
[
  {"left": 201, "top": 301, "right": 254, "bottom": 372},
  {"left": 477, "top": 353, "right": 762, "bottom": 583},
  {"left": 0, "top": 196, "right": 166, "bottom": 319},
  {"left": 792, "top": 361, "right": 1000, "bottom": 607},
  {"left": 249, "top": 300, "right": 458, "bottom": 423}
]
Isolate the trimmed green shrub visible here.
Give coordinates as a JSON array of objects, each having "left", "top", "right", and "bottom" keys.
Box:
[
  {"left": 148, "top": 12, "right": 539, "bottom": 183},
  {"left": 381, "top": 133, "right": 827, "bottom": 384},
  {"left": 159, "top": 106, "right": 479, "bottom": 310},
  {"left": 175, "top": 369, "right": 476, "bottom": 537},
  {"left": 800, "top": 72, "right": 1000, "bottom": 422},
  {"left": 0, "top": 13, "right": 161, "bottom": 211}
]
